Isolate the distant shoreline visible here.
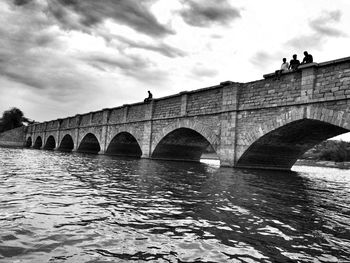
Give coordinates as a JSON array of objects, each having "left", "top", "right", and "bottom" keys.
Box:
[
  {"left": 201, "top": 153, "right": 219, "bottom": 160},
  {"left": 201, "top": 154, "right": 350, "bottom": 169},
  {"left": 201, "top": 153, "right": 350, "bottom": 169},
  {"left": 295, "top": 159, "right": 350, "bottom": 169}
]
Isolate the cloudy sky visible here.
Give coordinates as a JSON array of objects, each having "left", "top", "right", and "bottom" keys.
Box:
[{"left": 1, "top": 0, "right": 350, "bottom": 123}]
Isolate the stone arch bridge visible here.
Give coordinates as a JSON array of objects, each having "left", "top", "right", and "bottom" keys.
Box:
[{"left": 25, "top": 57, "right": 350, "bottom": 170}]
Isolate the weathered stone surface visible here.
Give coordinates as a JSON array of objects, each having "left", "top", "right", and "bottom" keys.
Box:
[
  {"left": 16, "top": 56, "right": 350, "bottom": 170},
  {"left": 0, "top": 126, "right": 27, "bottom": 147}
]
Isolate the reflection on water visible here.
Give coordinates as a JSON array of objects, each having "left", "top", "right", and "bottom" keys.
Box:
[{"left": 0, "top": 148, "right": 350, "bottom": 262}]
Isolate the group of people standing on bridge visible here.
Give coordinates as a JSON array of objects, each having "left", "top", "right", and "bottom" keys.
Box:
[{"left": 275, "top": 51, "right": 313, "bottom": 79}]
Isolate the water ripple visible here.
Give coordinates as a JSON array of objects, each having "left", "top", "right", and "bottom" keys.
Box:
[{"left": 0, "top": 148, "right": 350, "bottom": 262}]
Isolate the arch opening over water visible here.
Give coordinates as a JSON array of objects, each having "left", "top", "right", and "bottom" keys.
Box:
[
  {"left": 236, "top": 119, "right": 349, "bottom": 170},
  {"left": 106, "top": 132, "right": 142, "bottom": 157},
  {"left": 44, "top": 136, "right": 56, "bottom": 150},
  {"left": 58, "top": 134, "right": 74, "bottom": 152},
  {"left": 77, "top": 133, "right": 100, "bottom": 154},
  {"left": 25, "top": 137, "right": 32, "bottom": 148},
  {"left": 33, "top": 136, "right": 42, "bottom": 149},
  {"left": 151, "top": 128, "right": 216, "bottom": 162}
]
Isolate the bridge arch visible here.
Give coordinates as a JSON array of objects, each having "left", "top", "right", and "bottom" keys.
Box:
[
  {"left": 77, "top": 133, "right": 101, "bottom": 154},
  {"left": 44, "top": 135, "right": 56, "bottom": 150},
  {"left": 152, "top": 120, "right": 219, "bottom": 153},
  {"left": 236, "top": 107, "right": 350, "bottom": 169},
  {"left": 25, "top": 137, "right": 32, "bottom": 148},
  {"left": 106, "top": 132, "right": 142, "bottom": 157},
  {"left": 58, "top": 134, "right": 74, "bottom": 151},
  {"left": 151, "top": 124, "right": 219, "bottom": 162},
  {"left": 33, "top": 136, "right": 43, "bottom": 149}
]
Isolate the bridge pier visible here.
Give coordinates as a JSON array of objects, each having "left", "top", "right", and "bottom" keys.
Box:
[
  {"left": 99, "top": 109, "right": 110, "bottom": 155},
  {"left": 140, "top": 123, "right": 153, "bottom": 158},
  {"left": 218, "top": 82, "right": 240, "bottom": 166}
]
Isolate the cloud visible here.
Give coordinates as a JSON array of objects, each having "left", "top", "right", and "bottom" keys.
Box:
[
  {"left": 250, "top": 51, "right": 276, "bottom": 69},
  {"left": 286, "top": 10, "right": 346, "bottom": 50},
  {"left": 191, "top": 64, "right": 218, "bottom": 78},
  {"left": 0, "top": 2, "right": 112, "bottom": 115},
  {"left": 13, "top": 0, "right": 32, "bottom": 5},
  {"left": 84, "top": 53, "right": 150, "bottom": 72},
  {"left": 249, "top": 50, "right": 290, "bottom": 74},
  {"left": 47, "top": 0, "right": 174, "bottom": 37},
  {"left": 113, "top": 36, "right": 187, "bottom": 58},
  {"left": 0, "top": 1, "right": 173, "bottom": 95},
  {"left": 309, "top": 10, "right": 345, "bottom": 37},
  {"left": 179, "top": 0, "right": 241, "bottom": 27},
  {"left": 0, "top": 46, "right": 99, "bottom": 101},
  {"left": 286, "top": 35, "right": 322, "bottom": 51},
  {"left": 83, "top": 52, "right": 169, "bottom": 84},
  {"left": 0, "top": 2, "right": 73, "bottom": 93}
]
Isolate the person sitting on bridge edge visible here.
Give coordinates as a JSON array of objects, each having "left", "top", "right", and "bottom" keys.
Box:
[
  {"left": 275, "top": 58, "right": 289, "bottom": 80},
  {"left": 301, "top": 51, "right": 313, "bottom": 64},
  {"left": 289, "top": 54, "right": 300, "bottom": 71},
  {"left": 144, "top": 90, "right": 153, "bottom": 103}
]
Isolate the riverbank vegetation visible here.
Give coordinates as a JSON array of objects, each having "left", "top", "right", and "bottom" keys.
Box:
[
  {"left": 0, "top": 107, "right": 33, "bottom": 133},
  {"left": 301, "top": 140, "right": 350, "bottom": 162}
]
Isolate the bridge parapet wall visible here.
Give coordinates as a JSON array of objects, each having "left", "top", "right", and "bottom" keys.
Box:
[
  {"left": 80, "top": 113, "right": 91, "bottom": 126},
  {"left": 108, "top": 107, "right": 125, "bottom": 124},
  {"left": 313, "top": 59, "right": 350, "bottom": 101},
  {"left": 45, "top": 120, "right": 60, "bottom": 131},
  {"left": 239, "top": 73, "right": 302, "bottom": 109},
  {"left": 27, "top": 125, "right": 34, "bottom": 133},
  {"left": 240, "top": 57, "right": 350, "bottom": 110},
  {"left": 70, "top": 115, "right": 81, "bottom": 128},
  {"left": 186, "top": 87, "right": 223, "bottom": 115},
  {"left": 127, "top": 104, "right": 147, "bottom": 122},
  {"left": 153, "top": 96, "right": 181, "bottom": 119},
  {"left": 60, "top": 118, "right": 70, "bottom": 129},
  {"left": 35, "top": 123, "right": 46, "bottom": 132},
  {"left": 91, "top": 111, "right": 103, "bottom": 125}
]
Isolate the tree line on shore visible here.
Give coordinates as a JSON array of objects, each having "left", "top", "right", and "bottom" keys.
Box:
[
  {"left": 0, "top": 107, "right": 34, "bottom": 133},
  {"left": 301, "top": 140, "right": 350, "bottom": 162}
]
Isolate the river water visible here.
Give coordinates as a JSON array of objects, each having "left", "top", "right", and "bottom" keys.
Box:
[{"left": 0, "top": 148, "right": 349, "bottom": 263}]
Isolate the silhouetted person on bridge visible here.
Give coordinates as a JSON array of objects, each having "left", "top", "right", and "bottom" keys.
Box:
[
  {"left": 275, "top": 58, "right": 289, "bottom": 80},
  {"left": 301, "top": 51, "right": 313, "bottom": 64},
  {"left": 144, "top": 90, "right": 153, "bottom": 103},
  {"left": 289, "top": 54, "right": 300, "bottom": 71}
]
